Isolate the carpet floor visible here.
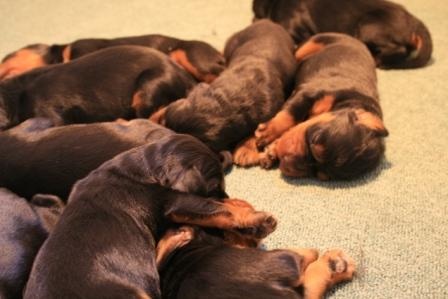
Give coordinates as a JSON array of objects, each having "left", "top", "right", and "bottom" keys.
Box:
[{"left": 1, "top": 0, "right": 447, "bottom": 297}]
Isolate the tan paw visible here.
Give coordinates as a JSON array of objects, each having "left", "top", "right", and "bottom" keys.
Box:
[
  {"left": 320, "top": 249, "right": 356, "bottom": 285},
  {"left": 233, "top": 137, "right": 260, "bottom": 166}
]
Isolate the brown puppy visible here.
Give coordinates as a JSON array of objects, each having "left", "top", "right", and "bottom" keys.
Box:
[
  {"left": 235, "top": 33, "right": 388, "bottom": 180},
  {"left": 252, "top": 0, "right": 432, "bottom": 69},
  {"left": 151, "top": 20, "right": 297, "bottom": 152},
  {"left": 0, "top": 34, "right": 225, "bottom": 82},
  {"left": 156, "top": 226, "right": 356, "bottom": 299}
]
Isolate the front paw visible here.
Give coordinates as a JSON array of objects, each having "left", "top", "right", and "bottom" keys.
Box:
[
  {"left": 234, "top": 212, "right": 278, "bottom": 239},
  {"left": 233, "top": 137, "right": 260, "bottom": 167},
  {"left": 259, "top": 143, "right": 278, "bottom": 169},
  {"left": 255, "top": 121, "right": 278, "bottom": 149}
]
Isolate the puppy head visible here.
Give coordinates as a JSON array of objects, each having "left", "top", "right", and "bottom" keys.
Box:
[
  {"left": 0, "top": 44, "right": 50, "bottom": 80},
  {"left": 145, "top": 134, "right": 226, "bottom": 198},
  {"left": 276, "top": 109, "right": 388, "bottom": 180},
  {"left": 356, "top": 5, "right": 432, "bottom": 69},
  {"left": 171, "top": 41, "right": 225, "bottom": 83}
]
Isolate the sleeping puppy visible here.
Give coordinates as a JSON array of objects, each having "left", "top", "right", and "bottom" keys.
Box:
[
  {"left": 252, "top": 0, "right": 432, "bottom": 69},
  {"left": 0, "top": 45, "right": 196, "bottom": 130},
  {"left": 157, "top": 226, "right": 356, "bottom": 299},
  {"left": 0, "top": 118, "right": 219, "bottom": 200},
  {"left": 0, "top": 188, "right": 64, "bottom": 299},
  {"left": 24, "top": 133, "right": 277, "bottom": 299},
  {"left": 235, "top": 33, "right": 388, "bottom": 180},
  {"left": 0, "top": 34, "right": 225, "bottom": 82},
  {"left": 150, "top": 20, "right": 297, "bottom": 152}
]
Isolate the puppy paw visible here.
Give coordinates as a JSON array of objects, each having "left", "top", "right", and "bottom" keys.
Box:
[
  {"left": 321, "top": 249, "right": 356, "bottom": 285},
  {"left": 156, "top": 226, "right": 195, "bottom": 268},
  {"left": 234, "top": 212, "right": 277, "bottom": 239},
  {"left": 233, "top": 137, "right": 260, "bottom": 166},
  {"left": 255, "top": 111, "right": 295, "bottom": 149},
  {"left": 259, "top": 143, "right": 278, "bottom": 169},
  {"left": 255, "top": 121, "right": 279, "bottom": 149}
]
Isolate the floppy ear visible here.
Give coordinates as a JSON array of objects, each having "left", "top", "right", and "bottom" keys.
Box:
[
  {"left": 355, "top": 110, "right": 389, "bottom": 137},
  {"left": 171, "top": 165, "right": 206, "bottom": 194},
  {"left": 31, "top": 194, "right": 65, "bottom": 209},
  {"left": 310, "top": 143, "right": 326, "bottom": 164},
  {"left": 30, "top": 194, "right": 65, "bottom": 232}
]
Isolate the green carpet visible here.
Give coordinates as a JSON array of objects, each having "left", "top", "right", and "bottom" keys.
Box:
[{"left": 1, "top": 0, "right": 447, "bottom": 298}]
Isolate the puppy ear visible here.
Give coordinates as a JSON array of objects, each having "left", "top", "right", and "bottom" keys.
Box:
[
  {"left": 310, "top": 143, "right": 326, "bottom": 164},
  {"left": 31, "top": 194, "right": 65, "bottom": 209},
  {"left": 355, "top": 110, "right": 389, "bottom": 137}
]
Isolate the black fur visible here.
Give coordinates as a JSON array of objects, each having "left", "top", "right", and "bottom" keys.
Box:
[
  {"left": 0, "top": 45, "right": 195, "bottom": 130},
  {"left": 253, "top": 0, "right": 432, "bottom": 68},
  {"left": 161, "top": 20, "right": 297, "bottom": 152},
  {"left": 24, "top": 133, "right": 275, "bottom": 299},
  {"left": 0, "top": 34, "right": 225, "bottom": 82},
  {"left": 160, "top": 227, "right": 304, "bottom": 299},
  {"left": 0, "top": 118, "right": 176, "bottom": 200},
  {"left": 0, "top": 188, "right": 64, "bottom": 299}
]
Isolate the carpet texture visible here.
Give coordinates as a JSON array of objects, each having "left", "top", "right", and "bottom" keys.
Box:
[{"left": 1, "top": 0, "right": 447, "bottom": 298}]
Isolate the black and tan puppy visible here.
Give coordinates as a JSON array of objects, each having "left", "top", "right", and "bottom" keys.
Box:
[
  {"left": 0, "top": 188, "right": 64, "bottom": 299},
  {"left": 0, "top": 118, "right": 191, "bottom": 200},
  {"left": 0, "top": 34, "right": 225, "bottom": 82},
  {"left": 0, "top": 45, "right": 196, "bottom": 130},
  {"left": 24, "top": 133, "right": 276, "bottom": 299},
  {"left": 150, "top": 20, "right": 297, "bottom": 152},
  {"left": 156, "top": 226, "right": 356, "bottom": 299},
  {"left": 235, "top": 33, "right": 388, "bottom": 180},
  {"left": 253, "top": 0, "right": 432, "bottom": 69}
]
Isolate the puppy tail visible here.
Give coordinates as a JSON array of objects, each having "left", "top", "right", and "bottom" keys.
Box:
[{"left": 219, "top": 150, "right": 233, "bottom": 172}]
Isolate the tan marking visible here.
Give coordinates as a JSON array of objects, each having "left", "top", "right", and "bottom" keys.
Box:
[
  {"left": 300, "top": 249, "right": 356, "bottom": 299},
  {"left": 355, "top": 109, "right": 388, "bottom": 136},
  {"left": 62, "top": 45, "right": 71, "bottom": 63},
  {"left": 276, "top": 113, "right": 335, "bottom": 159},
  {"left": 135, "top": 290, "right": 153, "bottom": 299},
  {"left": 310, "top": 95, "right": 335, "bottom": 117},
  {"left": 131, "top": 91, "right": 145, "bottom": 111},
  {"left": 275, "top": 113, "right": 336, "bottom": 178},
  {"left": 115, "top": 118, "right": 129, "bottom": 124},
  {"left": 148, "top": 106, "right": 167, "bottom": 125},
  {"left": 0, "top": 49, "right": 46, "bottom": 80},
  {"left": 169, "top": 49, "right": 216, "bottom": 83},
  {"left": 295, "top": 40, "right": 325, "bottom": 62},
  {"left": 255, "top": 110, "right": 296, "bottom": 147},
  {"left": 169, "top": 198, "right": 275, "bottom": 236},
  {"left": 233, "top": 136, "right": 261, "bottom": 167},
  {"left": 156, "top": 226, "right": 194, "bottom": 269},
  {"left": 408, "top": 33, "right": 423, "bottom": 60}
]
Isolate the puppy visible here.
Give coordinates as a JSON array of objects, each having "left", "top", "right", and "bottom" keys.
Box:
[
  {"left": 0, "top": 188, "right": 64, "bottom": 299},
  {"left": 150, "top": 20, "right": 297, "bottom": 152},
  {"left": 0, "top": 45, "right": 196, "bottom": 130},
  {"left": 0, "top": 34, "right": 225, "bottom": 82},
  {"left": 24, "top": 133, "right": 277, "bottom": 299},
  {"left": 235, "top": 33, "right": 388, "bottom": 180},
  {"left": 253, "top": 0, "right": 432, "bottom": 69},
  {"left": 0, "top": 118, "right": 180, "bottom": 199},
  {"left": 156, "top": 226, "right": 356, "bottom": 299}
]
